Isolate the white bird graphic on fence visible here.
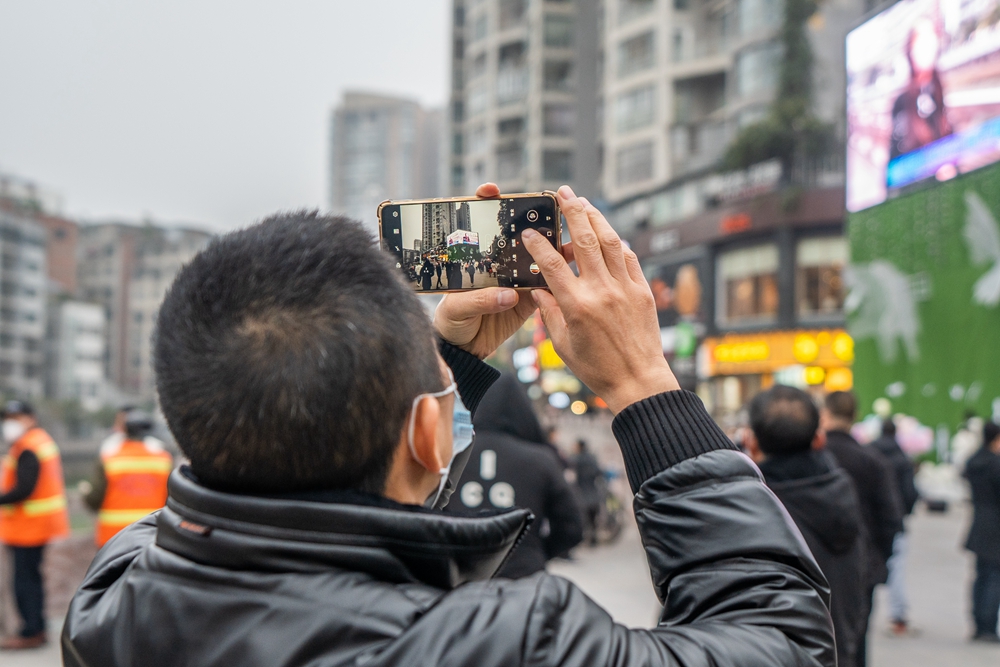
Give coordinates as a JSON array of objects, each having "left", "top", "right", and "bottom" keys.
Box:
[{"left": 963, "top": 191, "right": 1000, "bottom": 307}]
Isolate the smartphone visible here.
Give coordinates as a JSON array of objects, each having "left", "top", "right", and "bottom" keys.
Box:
[{"left": 378, "top": 192, "right": 560, "bottom": 293}]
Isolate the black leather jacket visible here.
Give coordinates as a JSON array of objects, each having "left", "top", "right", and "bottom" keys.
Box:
[{"left": 63, "top": 382, "right": 834, "bottom": 666}]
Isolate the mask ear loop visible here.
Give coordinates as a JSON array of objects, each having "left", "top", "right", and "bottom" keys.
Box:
[{"left": 406, "top": 369, "right": 457, "bottom": 466}]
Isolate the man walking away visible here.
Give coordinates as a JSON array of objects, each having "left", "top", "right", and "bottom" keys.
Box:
[
  {"left": 744, "top": 385, "right": 868, "bottom": 667},
  {"left": 871, "top": 418, "right": 920, "bottom": 636},
  {"left": 572, "top": 439, "right": 603, "bottom": 546},
  {"left": 965, "top": 420, "right": 1000, "bottom": 643},
  {"left": 84, "top": 410, "right": 173, "bottom": 548},
  {"left": 823, "top": 391, "right": 904, "bottom": 666},
  {"left": 445, "top": 374, "right": 582, "bottom": 577},
  {"left": 62, "top": 184, "right": 835, "bottom": 667},
  {"left": 0, "top": 401, "right": 70, "bottom": 650}
]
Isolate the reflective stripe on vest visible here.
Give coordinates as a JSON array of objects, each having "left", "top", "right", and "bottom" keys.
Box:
[
  {"left": 22, "top": 494, "right": 68, "bottom": 516},
  {"left": 104, "top": 457, "right": 174, "bottom": 476},
  {"left": 98, "top": 508, "right": 157, "bottom": 525}
]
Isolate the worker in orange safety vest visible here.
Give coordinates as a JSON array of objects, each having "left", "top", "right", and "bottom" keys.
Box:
[
  {"left": 84, "top": 410, "right": 173, "bottom": 547},
  {"left": 0, "top": 400, "right": 70, "bottom": 651}
]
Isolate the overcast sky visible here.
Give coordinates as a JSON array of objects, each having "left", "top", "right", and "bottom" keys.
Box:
[{"left": 0, "top": 1, "right": 449, "bottom": 231}]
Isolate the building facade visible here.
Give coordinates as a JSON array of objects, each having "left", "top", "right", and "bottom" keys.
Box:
[
  {"left": 46, "top": 300, "right": 105, "bottom": 410},
  {"left": 329, "top": 92, "right": 442, "bottom": 235},
  {"left": 447, "top": 0, "right": 601, "bottom": 196},
  {"left": 0, "top": 205, "right": 48, "bottom": 400}
]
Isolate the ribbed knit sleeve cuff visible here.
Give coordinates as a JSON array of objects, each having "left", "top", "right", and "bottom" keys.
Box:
[
  {"left": 439, "top": 340, "right": 500, "bottom": 417},
  {"left": 612, "top": 390, "right": 739, "bottom": 493}
]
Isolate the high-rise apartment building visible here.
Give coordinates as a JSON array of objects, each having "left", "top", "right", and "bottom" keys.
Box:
[
  {"left": 125, "top": 227, "right": 211, "bottom": 399},
  {"left": 46, "top": 300, "right": 105, "bottom": 410},
  {"left": 329, "top": 92, "right": 442, "bottom": 235},
  {"left": 446, "top": 0, "right": 601, "bottom": 196},
  {"left": 603, "top": 0, "right": 863, "bottom": 215},
  {"left": 0, "top": 204, "right": 48, "bottom": 399}
]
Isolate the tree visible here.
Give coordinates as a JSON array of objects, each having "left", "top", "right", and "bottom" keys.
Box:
[{"left": 724, "top": 0, "right": 835, "bottom": 173}]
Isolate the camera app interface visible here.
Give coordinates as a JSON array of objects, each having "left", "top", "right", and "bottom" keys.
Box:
[{"left": 382, "top": 196, "right": 558, "bottom": 291}]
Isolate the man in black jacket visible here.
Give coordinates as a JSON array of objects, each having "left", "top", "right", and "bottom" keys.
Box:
[
  {"left": 965, "top": 420, "right": 1000, "bottom": 642},
  {"left": 445, "top": 373, "right": 583, "bottom": 577},
  {"left": 871, "top": 418, "right": 920, "bottom": 636},
  {"left": 822, "top": 391, "right": 904, "bottom": 666},
  {"left": 62, "top": 184, "right": 835, "bottom": 666},
  {"left": 744, "top": 385, "right": 867, "bottom": 667}
]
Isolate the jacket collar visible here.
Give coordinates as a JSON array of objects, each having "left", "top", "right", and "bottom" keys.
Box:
[{"left": 156, "top": 468, "right": 532, "bottom": 590}]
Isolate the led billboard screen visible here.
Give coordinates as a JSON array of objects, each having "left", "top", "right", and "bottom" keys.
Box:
[{"left": 846, "top": 0, "right": 1000, "bottom": 212}]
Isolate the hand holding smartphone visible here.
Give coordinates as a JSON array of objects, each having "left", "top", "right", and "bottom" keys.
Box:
[{"left": 378, "top": 192, "right": 561, "bottom": 293}]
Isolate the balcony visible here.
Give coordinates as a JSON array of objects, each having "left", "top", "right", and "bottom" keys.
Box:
[
  {"left": 670, "top": 120, "right": 734, "bottom": 176},
  {"left": 497, "top": 66, "right": 530, "bottom": 106}
]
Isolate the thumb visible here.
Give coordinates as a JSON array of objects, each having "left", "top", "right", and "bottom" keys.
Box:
[{"left": 438, "top": 288, "right": 519, "bottom": 322}]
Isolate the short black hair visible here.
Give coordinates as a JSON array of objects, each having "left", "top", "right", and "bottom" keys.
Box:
[
  {"left": 749, "top": 385, "right": 820, "bottom": 456},
  {"left": 825, "top": 391, "right": 857, "bottom": 422},
  {"left": 154, "top": 211, "right": 443, "bottom": 494},
  {"left": 984, "top": 421, "right": 1000, "bottom": 448},
  {"left": 882, "top": 418, "right": 897, "bottom": 437}
]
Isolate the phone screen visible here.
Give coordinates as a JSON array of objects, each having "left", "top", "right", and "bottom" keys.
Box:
[{"left": 380, "top": 194, "right": 559, "bottom": 292}]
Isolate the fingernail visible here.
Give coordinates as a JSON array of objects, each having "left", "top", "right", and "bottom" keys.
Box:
[
  {"left": 522, "top": 228, "right": 539, "bottom": 240},
  {"left": 558, "top": 185, "right": 576, "bottom": 199},
  {"left": 530, "top": 290, "right": 540, "bottom": 304},
  {"left": 497, "top": 289, "right": 517, "bottom": 307}
]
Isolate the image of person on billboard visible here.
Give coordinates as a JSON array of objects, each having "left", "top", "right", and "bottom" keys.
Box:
[{"left": 890, "top": 18, "right": 953, "bottom": 160}]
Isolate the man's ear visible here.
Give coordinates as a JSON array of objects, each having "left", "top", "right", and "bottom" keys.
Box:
[
  {"left": 811, "top": 429, "right": 827, "bottom": 451},
  {"left": 744, "top": 430, "right": 765, "bottom": 464},
  {"left": 409, "top": 397, "right": 444, "bottom": 474}
]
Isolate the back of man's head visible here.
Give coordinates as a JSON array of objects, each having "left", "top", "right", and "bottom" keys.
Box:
[
  {"left": 984, "top": 421, "right": 1000, "bottom": 450},
  {"left": 882, "top": 418, "right": 897, "bottom": 437},
  {"left": 749, "top": 385, "right": 820, "bottom": 456},
  {"left": 154, "top": 211, "right": 443, "bottom": 495},
  {"left": 824, "top": 391, "right": 857, "bottom": 424}
]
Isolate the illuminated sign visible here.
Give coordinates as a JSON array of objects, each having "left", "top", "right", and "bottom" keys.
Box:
[
  {"left": 447, "top": 230, "right": 480, "bottom": 247},
  {"left": 703, "top": 329, "right": 854, "bottom": 377}
]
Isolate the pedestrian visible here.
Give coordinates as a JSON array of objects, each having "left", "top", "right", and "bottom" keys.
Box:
[
  {"left": 466, "top": 261, "right": 476, "bottom": 286},
  {"left": 435, "top": 260, "right": 443, "bottom": 289},
  {"left": 83, "top": 410, "right": 173, "bottom": 548},
  {"left": 571, "top": 439, "right": 603, "bottom": 546},
  {"left": 420, "top": 258, "right": 434, "bottom": 291},
  {"left": 871, "top": 417, "right": 920, "bottom": 636},
  {"left": 823, "top": 390, "right": 904, "bottom": 667},
  {"left": 744, "top": 386, "right": 868, "bottom": 667},
  {"left": 62, "top": 184, "right": 835, "bottom": 666},
  {"left": 964, "top": 420, "right": 1000, "bottom": 643},
  {"left": 447, "top": 259, "right": 463, "bottom": 289},
  {"left": 445, "top": 374, "right": 582, "bottom": 577},
  {"left": 0, "top": 400, "right": 70, "bottom": 651}
]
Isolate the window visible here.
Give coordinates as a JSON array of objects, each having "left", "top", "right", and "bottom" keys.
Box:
[
  {"left": 543, "top": 151, "right": 574, "bottom": 181},
  {"left": 672, "top": 28, "right": 685, "bottom": 62},
  {"left": 499, "top": 0, "right": 526, "bottom": 29},
  {"left": 674, "top": 0, "right": 691, "bottom": 9},
  {"left": 797, "top": 237, "right": 847, "bottom": 318},
  {"left": 473, "top": 13, "right": 488, "bottom": 41},
  {"left": 616, "top": 142, "right": 654, "bottom": 185},
  {"left": 736, "top": 42, "right": 782, "bottom": 98},
  {"left": 469, "top": 80, "right": 490, "bottom": 114},
  {"left": 544, "top": 15, "right": 574, "bottom": 47},
  {"left": 617, "top": 31, "right": 655, "bottom": 78},
  {"left": 451, "top": 165, "right": 465, "bottom": 188},
  {"left": 497, "top": 145, "right": 524, "bottom": 180},
  {"left": 452, "top": 132, "right": 464, "bottom": 155},
  {"left": 716, "top": 244, "right": 779, "bottom": 326},
  {"left": 544, "top": 61, "right": 574, "bottom": 91},
  {"left": 471, "top": 53, "right": 487, "bottom": 79},
  {"left": 739, "top": 0, "right": 782, "bottom": 36},
  {"left": 543, "top": 104, "right": 575, "bottom": 136},
  {"left": 470, "top": 125, "right": 487, "bottom": 153},
  {"left": 498, "top": 117, "right": 525, "bottom": 136},
  {"left": 620, "top": 0, "right": 655, "bottom": 24},
  {"left": 454, "top": 5, "right": 465, "bottom": 26},
  {"left": 615, "top": 85, "right": 655, "bottom": 133}
]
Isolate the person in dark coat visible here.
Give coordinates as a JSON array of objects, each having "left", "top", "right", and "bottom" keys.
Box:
[
  {"left": 965, "top": 420, "right": 1000, "bottom": 642},
  {"left": 871, "top": 418, "right": 920, "bottom": 635},
  {"left": 419, "top": 259, "right": 434, "bottom": 291},
  {"left": 745, "top": 385, "right": 868, "bottom": 667},
  {"left": 465, "top": 261, "right": 476, "bottom": 286},
  {"left": 571, "top": 439, "right": 603, "bottom": 546},
  {"left": 445, "top": 374, "right": 583, "bottom": 577},
  {"left": 434, "top": 261, "right": 443, "bottom": 289},
  {"left": 447, "top": 260, "right": 463, "bottom": 289},
  {"left": 823, "top": 391, "right": 904, "bottom": 667},
  {"left": 60, "top": 187, "right": 836, "bottom": 667}
]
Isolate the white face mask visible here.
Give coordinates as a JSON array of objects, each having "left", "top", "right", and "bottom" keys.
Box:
[{"left": 3, "top": 420, "right": 27, "bottom": 444}]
